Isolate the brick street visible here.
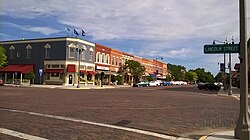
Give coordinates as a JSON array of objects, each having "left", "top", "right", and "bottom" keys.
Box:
[{"left": 0, "top": 85, "right": 239, "bottom": 139}]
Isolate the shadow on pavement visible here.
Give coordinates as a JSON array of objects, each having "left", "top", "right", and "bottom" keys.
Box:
[{"left": 158, "top": 85, "right": 219, "bottom": 94}]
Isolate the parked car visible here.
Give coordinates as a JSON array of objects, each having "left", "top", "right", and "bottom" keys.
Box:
[
  {"left": 170, "top": 81, "right": 187, "bottom": 85},
  {"left": 0, "top": 79, "right": 3, "bottom": 86},
  {"left": 149, "top": 80, "right": 161, "bottom": 86},
  {"left": 197, "top": 82, "right": 221, "bottom": 91},
  {"left": 162, "top": 81, "right": 171, "bottom": 86},
  {"left": 133, "top": 81, "right": 150, "bottom": 87}
]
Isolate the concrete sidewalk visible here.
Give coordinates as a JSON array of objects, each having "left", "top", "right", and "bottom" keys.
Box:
[
  {"left": 201, "top": 131, "right": 238, "bottom": 140},
  {"left": 3, "top": 84, "right": 132, "bottom": 89}
]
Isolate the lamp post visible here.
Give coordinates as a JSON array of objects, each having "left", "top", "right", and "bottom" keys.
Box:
[
  {"left": 155, "top": 57, "right": 163, "bottom": 76},
  {"left": 213, "top": 39, "right": 227, "bottom": 94},
  {"left": 76, "top": 45, "right": 84, "bottom": 88},
  {"left": 234, "top": 0, "right": 250, "bottom": 139}
]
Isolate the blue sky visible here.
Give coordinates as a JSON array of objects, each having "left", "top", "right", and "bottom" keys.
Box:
[{"left": 0, "top": 0, "right": 249, "bottom": 75}]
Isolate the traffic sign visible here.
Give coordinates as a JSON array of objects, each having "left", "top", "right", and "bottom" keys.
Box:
[
  {"left": 39, "top": 69, "right": 43, "bottom": 76},
  {"left": 204, "top": 44, "right": 239, "bottom": 54}
]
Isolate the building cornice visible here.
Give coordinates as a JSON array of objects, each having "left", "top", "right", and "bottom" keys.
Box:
[{"left": 0, "top": 37, "right": 95, "bottom": 47}]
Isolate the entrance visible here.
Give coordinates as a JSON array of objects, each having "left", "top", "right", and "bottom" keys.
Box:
[{"left": 69, "top": 75, "right": 73, "bottom": 84}]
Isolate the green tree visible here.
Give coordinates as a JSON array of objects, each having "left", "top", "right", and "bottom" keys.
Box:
[
  {"left": 165, "top": 74, "right": 172, "bottom": 81},
  {"left": 25, "top": 71, "right": 35, "bottom": 85},
  {"left": 193, "top": 68, "right": 214, "bottom": 82},
  {"left": 123, "top": 60, "right": 146, "bottom": 83},
  {"left": 167, "top": 63, "right": 186, "bottom": 81},
  {"left": 214, "top": 71, "right": 223, "bottom": 82},
  {"left": 146, "top": 76, "right": 154, "bottom": 82},
  {"left": 185, "top": 71, "right": 198, "bottom": 83},
  {"left": 0, "top": 46, "right": 7, "bottom": 68}
]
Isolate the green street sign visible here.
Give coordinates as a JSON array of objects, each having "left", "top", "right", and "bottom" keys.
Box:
[{"left": 204, "top": 44, "right": 239, "bottom": 54}]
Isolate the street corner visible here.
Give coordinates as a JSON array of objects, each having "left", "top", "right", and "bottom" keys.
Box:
[{"left": 200, "top": 131, "right": 237, "bottom": 140}]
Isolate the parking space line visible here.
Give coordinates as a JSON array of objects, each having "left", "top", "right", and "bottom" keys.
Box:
[
  {"left": 0, "top": 127, "right": 48, "bottom": 140},
  {"left": 0, "top": 108, "right": 179, "bottom": 140}
]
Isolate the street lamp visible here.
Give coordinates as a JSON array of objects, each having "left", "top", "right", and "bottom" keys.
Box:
[
  {"left": 213, "top": 39, "right": 227, "bottom": 94},
  {"left": 155, "top": 57, "right": 163, "bottom": 76},
  {"left": 76, "top": 45, "right": 85, "bottom": 88}
]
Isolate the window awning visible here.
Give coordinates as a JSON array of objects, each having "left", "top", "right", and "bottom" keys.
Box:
[
  {"left": 80, "top": 70, "right": 87, "bottom": 74},
  {"left": 0, "top": 64, "right": 34, "bottom": 74},
  {"left": 67, "top": 64, "right": 76, "bottom": 72},
  {"left": 45, "top": 69, "right": 64, "bottom": 73},
  {"left": 88, "top": 71, "right": 96, "bottom": 75},
  {"left": 149, "top": 73, "right": 157, "bottom": 78}
]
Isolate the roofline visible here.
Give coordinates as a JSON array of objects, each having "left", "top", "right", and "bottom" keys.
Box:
[{"left": 0, "top": 37, "right": 95, "bottom": 47}]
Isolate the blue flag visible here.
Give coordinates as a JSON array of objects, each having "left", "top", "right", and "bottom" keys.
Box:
[
  {"left": 74, "top": 29, "right": 79, "bottom": 36},
  {"left": 65, "top": 28, "right": 70, "bottom": 32},
  {"left": 81, "top": 29, "right": 85, "bottom": 36}
]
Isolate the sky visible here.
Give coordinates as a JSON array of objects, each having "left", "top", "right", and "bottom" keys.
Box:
[{"left": 0, "top": 0, "right": 249, "bottom": 75}]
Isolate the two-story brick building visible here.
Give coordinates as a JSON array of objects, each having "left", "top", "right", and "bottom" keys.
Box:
[{"left": 0, "top": 37, "right": 95, "bottom": 86}]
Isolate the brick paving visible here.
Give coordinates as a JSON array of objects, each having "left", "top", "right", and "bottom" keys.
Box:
[{"left": 0, "top": 86, "right": 239, "bottom": 139}]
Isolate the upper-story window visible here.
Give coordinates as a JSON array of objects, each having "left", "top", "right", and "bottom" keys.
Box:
[
  {"left": 101, "top": 53, "right": 105, "bottom": 63},
  {"left": 80, "top": 45, "right": 86, "bottom": 61},
  {"left": 26, "top": 45, "right": 32, "bottom": 59},
  {"left": 96, "top": 52, "right": 100, "bottom": 62},
  {"left": 112, "top": 56, "right": 115, "bottom": 65},
  {"left": 68, "top": 43, "right": 76, "bottom": 58},
  {"left": 44, "top": 44, "right": 51, "bottom": 58},
  {"left": 116, "top": 57, "right": 119, "bottom": 66},
  {"left": 89, "top": 47, "right": 94, "bottom": 61},
  {"left": 9, "top": 45, "right": 15, "bottom": 59},
  {"left": 106, "top": 54, "right": 110, "bottom": 64}
]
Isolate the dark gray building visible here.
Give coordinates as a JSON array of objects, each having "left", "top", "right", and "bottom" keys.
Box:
[{"left": 0, "top": 37, "right": 96, "bottom": 86}]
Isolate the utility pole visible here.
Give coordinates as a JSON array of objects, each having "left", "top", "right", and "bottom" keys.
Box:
[{"left": 234, "top": 0, "right": 250, "bottom": 139}]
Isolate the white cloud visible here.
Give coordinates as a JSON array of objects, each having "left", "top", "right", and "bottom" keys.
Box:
[
  {"left": 0, "top": 0, "right": 249, "bottom": 41},
  {"left": 0, "top": 22, "right": 60, "bottom": 35},
  {"left": 0, "top": 0, "right": 247, "bottom": 74}
]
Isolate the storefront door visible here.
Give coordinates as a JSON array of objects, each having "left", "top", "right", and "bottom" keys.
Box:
[{"left": 69, "top": 75, "right": 73, "bottom": 84}]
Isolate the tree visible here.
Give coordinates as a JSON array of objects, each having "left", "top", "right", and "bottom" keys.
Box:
[
  {"left": 167, "top": 63, "right": 186, "bottom": 81},
  {"left": 214, "top": 72, "right": 223, "bottom": 82},
  {"left": 123, "top": 60, "right": 146, "bottom": 83},
  {"left": 192, "top": 68, "right": 214, "bottom": 83},
  {"left": 146, "top": 76, "right": 154, "bottom": 82},
  {"left": 25, "top": 71, "right": 35, "bottom": 85},
  {"left": 0, "top": 46, "right": 7, "bottom": 68},
  {"left": 185, "top": 71, "right": 198, "bottom": 83}
]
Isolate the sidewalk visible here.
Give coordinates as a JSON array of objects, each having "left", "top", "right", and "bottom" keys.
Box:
[
  {"left": 201, "top": 131, "right": 238, "bottom": 140},
  {"left": 3, "top": 84, "right": 132, "bottom": 89}
]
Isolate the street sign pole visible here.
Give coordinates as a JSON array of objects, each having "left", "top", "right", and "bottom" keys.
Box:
[{"left": 234, "top": 0, "right": 250, "bottom": 139}]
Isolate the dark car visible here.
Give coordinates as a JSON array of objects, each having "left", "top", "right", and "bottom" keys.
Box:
[
  {"left": 197, "top": 82, "right": 221, "bottom": 91},
  {"left": 0, "top": 79, "right": 3, "bottom": 86}
]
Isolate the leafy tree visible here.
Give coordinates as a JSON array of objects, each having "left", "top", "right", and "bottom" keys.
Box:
[
  {"left": 165, "top": 74, "right": 172, "bottom": 81},
  {"left": 192, "top": 68, "right": 214, "bottom": 82},
  {"left": 167, "top": 63, "right": 186, "bottom": 81},
  {"left": 25, "top": 71, "right": 35, "bottom": 85},
  {"left": 123, "top": 60, "right": 146, "bottom": 83},
  {"left": 185, "top": 71, "right": 198, "bottom": 83},
  {"left": 214, "top": 72, "right": 223, "bottom": 82},
  {"left": 0, "top": 46, "right": 7, "bottom": 68},
  {"left": 146, "top": 76, "right": 154, "bottom": 82}
]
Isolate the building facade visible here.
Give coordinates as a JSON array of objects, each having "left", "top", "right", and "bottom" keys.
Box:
[
  {"left": 94, "top": 44, "right": 112, "bottom": 85},
  {"left": 0, "top": 37, "right": 168, "bottom": 86},
  {"left": 0, "top": 37, "right": 95, "bottom": 86}
]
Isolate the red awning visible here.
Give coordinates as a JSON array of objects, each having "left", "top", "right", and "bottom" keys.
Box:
[
  {"left": 80, "top": 70, "right": 87, "bottom": 74},
  {"left": 45, "top": 69, "right": 64, "bottom": 73},
  {"left": 88, "top": 71, "right": 96, "bottom": 75},
  {"left": 0, "top": 64, "right": 34, "bottom": 74},
  {"left": 67, "top": 64, "right": 76, "bottom": 72}
]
